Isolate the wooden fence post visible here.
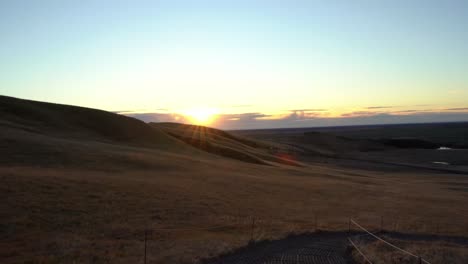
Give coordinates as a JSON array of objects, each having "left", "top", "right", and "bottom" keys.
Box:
[
  {"left": 381, "top": 216, "right": 383, "bottom": 232},
  {"left": 314, "top": 214, "right": 317, "bottom": 232},
  {"left": 144, "top": 230, "right": 147, "bottom": 264},
  {"left": 250, "top": 217, "right": 255, "bottom": 242}
]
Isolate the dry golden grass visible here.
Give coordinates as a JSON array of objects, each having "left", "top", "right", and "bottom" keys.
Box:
[
  {"left": 352, "top": 235, "right": 468, "bottom": 264},
  {"left": 2, "top": 152, "right": 468, "bottom": 263},
  {"left": 1, "top": 96, "right": 468, "bottom": 263}
]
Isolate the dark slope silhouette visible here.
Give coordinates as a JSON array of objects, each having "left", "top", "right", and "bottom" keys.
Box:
[
  {"left": 0, "top": 95, "right": 178, "bottom": 146},
  {"left": 0, "top": 96, "right": 299, "bottom": 167},
  {"left": 151, "top": 122, "right": 302, "bottom": 166},
  {"left": 300, "top": 131, "right": 386, "bottom": 156},
  {"left": 0, "top": 96, "right": 196, "bottom": 168}
]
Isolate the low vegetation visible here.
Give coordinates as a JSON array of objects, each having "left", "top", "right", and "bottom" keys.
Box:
[
  {"left": 352, "top": 234, "right": 468, "bottom": 264},
  {"left": 1, "top": 96, "right": 467, "bottom": 263}
]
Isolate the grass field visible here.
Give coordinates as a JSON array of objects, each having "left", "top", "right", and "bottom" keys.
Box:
[
  {"left": 351, "top": 233, "right": 468, "bottom": 264},
  {"left": 1, "top": 96, "right": 468, "bottom": 263}
]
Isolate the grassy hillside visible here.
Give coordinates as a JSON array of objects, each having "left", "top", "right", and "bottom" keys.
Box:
[
  {"left": 234, "top": 125, "right": 468, "bottom": 173},
  {"left": 1, "top": 96, "right": 467, "bottom": 263},
  {"left": 2, "top": 157, "right": 467, "bottom": 263},
  {"left": 152, "top": 122, "right": 302, "bottom": 166},
  {"left": 0, "top": 95, "right": 179, "bottom": 146},
  {"left": 0, "top": 96, "right": 299, "bottom": 168},
  {"left": 0, "top": 96, "right": 205, "bottom": 168}
]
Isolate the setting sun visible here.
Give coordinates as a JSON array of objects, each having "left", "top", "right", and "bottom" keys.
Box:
[{"left": 182, "top": 107, "right": 219, "bottom": 125}]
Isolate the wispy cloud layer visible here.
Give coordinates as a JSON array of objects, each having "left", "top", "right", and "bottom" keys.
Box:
[
  {"left": 365, "top": 106, "right": 395, "bottom": 109},
  {"left": 288, "top": 109, "right": 328, "bottom": 112},
  {"left": 123, "top": 107, "right": 468, "bottom": 130},
  {"left": 445, "top": 107, "right": 468, "bottom": 111}
]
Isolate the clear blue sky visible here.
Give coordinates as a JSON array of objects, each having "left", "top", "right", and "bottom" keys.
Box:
[{"left": 1, "top": 1, "right": 468, "bottom": 128}]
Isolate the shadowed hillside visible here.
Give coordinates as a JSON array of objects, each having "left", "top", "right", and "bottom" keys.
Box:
[
  {"left": 0, "top": 96, "right": 300, "bottom": 168},
  {"left": 151, "top": 122, "right": 302, "bottom": 166},
  {"left": 0, "top": 95, "right": 178, "bottom": 145},
  {"left": 0, "top": 96, "right": 197, "bottom": 168},
  {"left": 300, "top": 131, "right": 386, "bottom": 156}
]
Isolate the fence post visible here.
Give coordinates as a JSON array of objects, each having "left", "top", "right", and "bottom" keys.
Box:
[
  {"left": 380, "top": 216, "right": 383, "bottom": 232},
  {"left": 144, "top": 230, "right": 147, "bottom": 264},
  {"left": 348, "top": 218, "right": 351, "bottom": 234},
  {"left": 419, "top": 256, "right": 422, "bottom": 264},
  {"left": 250, "top": 216, "right": 255, "bottom": 242},
  {"left": 314, "top": 214, "right": 317, "bottom": 231}
]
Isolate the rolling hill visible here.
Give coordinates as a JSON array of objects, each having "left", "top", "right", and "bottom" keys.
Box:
[
  {"left": 151, "top": 122, "right": 301, "bottom": 166},
  {"left": 0, "top": 95, "right": 179, "bottom": 145},
  {"left": 0, "top": 95, "right": 198, "bottom": 168},
  {"left": 1, "top": 96, "right": 468, "bottom": 263},
  {"left": 0, "top": 96, "right": 299, "bottom": 167}
]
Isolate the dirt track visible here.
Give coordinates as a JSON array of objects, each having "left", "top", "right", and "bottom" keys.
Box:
[{"left": 204, "top": 232, "right": 351, "bottom": 264}]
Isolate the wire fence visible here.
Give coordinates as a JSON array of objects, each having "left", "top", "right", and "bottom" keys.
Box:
[
  {"left": 348, "top": 237, "right": 373, "bottom": 264},
  {"left": 23, "top": 214, "right": 466, "bottom": 263},
  {"left": 127, "top": 214, "right": 468, "bottom": 263},
  {"left": 349, "top": 218, "right": 432, "bottom": 264}
]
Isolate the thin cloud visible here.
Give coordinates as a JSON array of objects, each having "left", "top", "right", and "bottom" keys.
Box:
[
  {"left": 445, "top": 107, "right": 468, "bottom": 111},
  {"left": 286, "top": 110, "right": 326, "bottom": 120},
  {"left": 288, "top": 108, "right": 327, "bottom": 112},
  {"left": 123, "top": 110, "right": 468, "bottom": 130},
  {"left": 392, "top": 109, "right": 433, "bottom": 114},
  {"left": 125, "top": 113, "right": 188, "bottom": 123},
  {"left": 394, "top": 109, "right": 418, "bottom": 113},
  {"left": 113, "top": 108, "right": 168, "bottom": 114},
  {"left": 234, "top": 113, "right": 272, "bottom": 120},
  {"left": 365, "top": 106, "right": 395, "bottom": 109},
  {"left": 112, "top": 109, "right": 144, "bottom": 114},
  {"left": 341, "top": 111, "right": 377, "bottom": 117}
]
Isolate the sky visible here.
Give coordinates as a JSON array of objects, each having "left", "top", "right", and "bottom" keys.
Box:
[{"left": 1, "top": 0, "right": 468, "bottom": 129}]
